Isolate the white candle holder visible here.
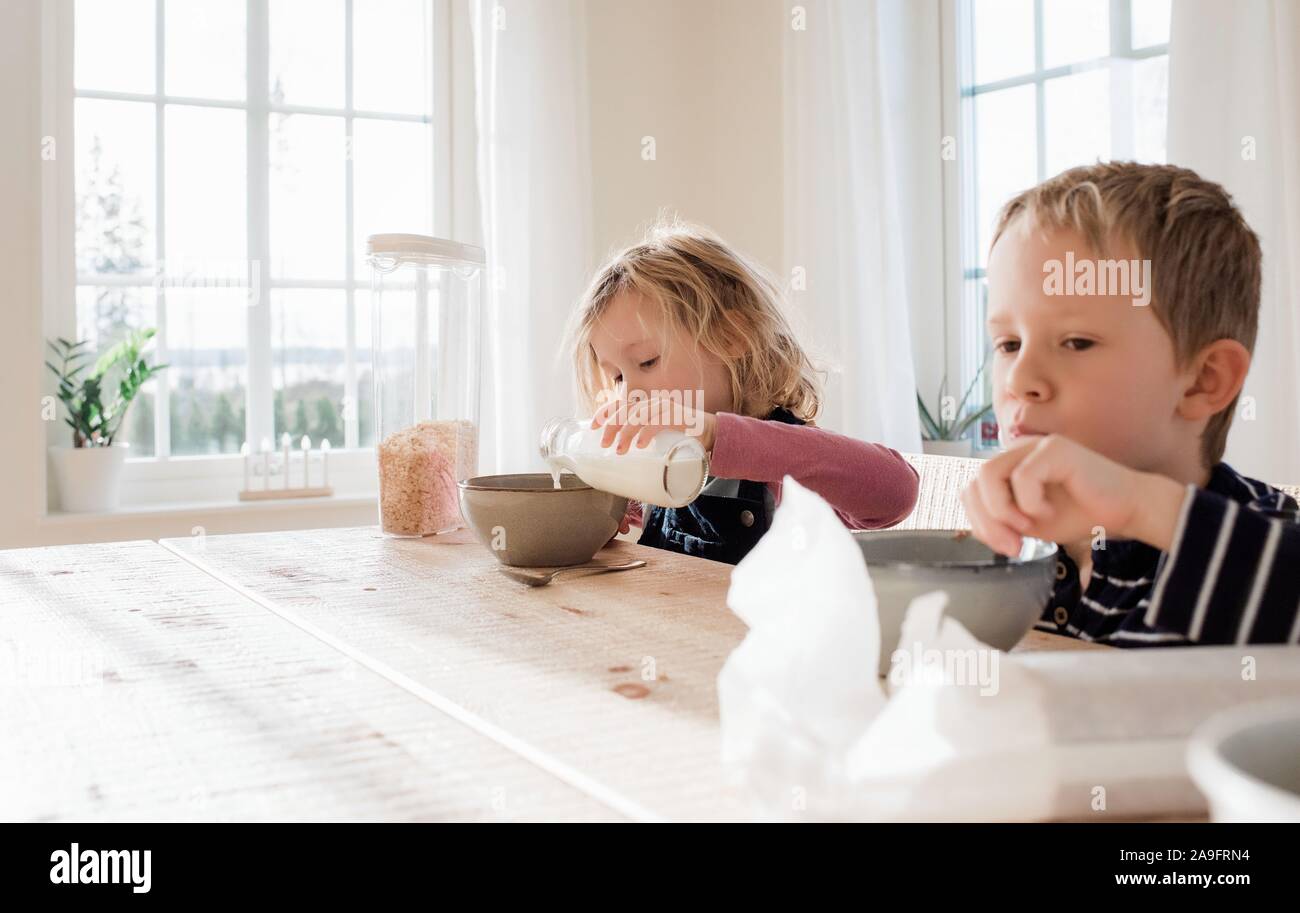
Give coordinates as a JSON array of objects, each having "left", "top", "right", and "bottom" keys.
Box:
[{"left": 238, "top": 437, "right": 334, "bottom": 501}]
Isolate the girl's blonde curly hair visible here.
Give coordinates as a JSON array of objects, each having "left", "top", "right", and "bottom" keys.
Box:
[{"left": 566, "top": 220, "right": 823, "bottom": 423}]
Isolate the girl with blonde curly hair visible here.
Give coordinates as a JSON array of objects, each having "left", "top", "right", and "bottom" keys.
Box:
[{"left": 566, "top": 220, "right": 918, "bottom": 564}]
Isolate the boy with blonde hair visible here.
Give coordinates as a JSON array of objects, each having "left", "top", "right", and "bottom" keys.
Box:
[{"left": 963, "top": 162, "right": 1299, "bottom": 645}]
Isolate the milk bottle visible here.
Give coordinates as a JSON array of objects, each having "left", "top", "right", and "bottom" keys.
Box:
[{"left": 538, "top": 417, "right": 709, "bottom": 509}]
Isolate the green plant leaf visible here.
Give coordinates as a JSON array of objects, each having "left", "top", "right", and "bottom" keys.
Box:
[
  {"left": 916, "top": 391, "right": 941, "bottom": 440},
  {"left": 953, "top": 350, "right": 992, "bottom": 420},
  {"left": 952, "top": 402, "right": 994, "bottom": 439},
  {"left": 47, "top": 330, "right": 165, "bottom": 446}
]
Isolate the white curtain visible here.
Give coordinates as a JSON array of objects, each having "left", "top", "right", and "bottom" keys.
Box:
[
  {"left": 1167, "top": 0, "right": 1300, "bottom": 484},
  {"left": 783, "top": 0, "right": 925, "bottom": 452},
  {"left": 470, "top": 0, "right": 593, "bottom": 475}
]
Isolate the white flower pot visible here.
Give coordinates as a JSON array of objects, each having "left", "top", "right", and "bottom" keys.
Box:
[
  {"left": 49, "top": 443, "right": 130, "bottom": 513},
  {"left": 921, "top": 439, "right": 974, "bottom": 459}
]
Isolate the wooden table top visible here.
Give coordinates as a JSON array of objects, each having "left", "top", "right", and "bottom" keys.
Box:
[
  {"left": 161, "top": 526, "right": 1108, "bottom": 821},
  {"left": 2, "top": 526, "right": 1114, "bottom": 822},
  {"left": 0, "top": 539, "right": 619, "bottom": 822}
]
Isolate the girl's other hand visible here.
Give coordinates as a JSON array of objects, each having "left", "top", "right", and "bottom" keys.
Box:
[{"left": 605, "top": 505, "right": 633, "bottom": 545}]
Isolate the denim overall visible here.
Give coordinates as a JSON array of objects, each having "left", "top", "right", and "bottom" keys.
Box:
[{"left": 638, "top": 407, "right": 806, "bottom": 565}]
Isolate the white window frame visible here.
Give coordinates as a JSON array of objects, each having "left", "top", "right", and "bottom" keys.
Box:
[
  {"left": 940, "top": 0, "right": 1169, "bottom": 449},
  {"left": 41, "top": 0, "right": 459, "bottom": 510}
]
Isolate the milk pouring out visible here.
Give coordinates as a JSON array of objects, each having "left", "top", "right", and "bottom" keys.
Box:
[{"left": 538, "top": 417, "right": 709, "bottom": 508}]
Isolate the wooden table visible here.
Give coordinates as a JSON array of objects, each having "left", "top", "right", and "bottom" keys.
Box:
[
  {"left": 0, "top": 540, "right": 617, "bottom": 821},
  {"left": 2, "top": 527, "right": 1109, "bottom": 822}
]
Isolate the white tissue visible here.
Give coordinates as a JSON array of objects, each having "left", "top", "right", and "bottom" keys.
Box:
[{"left": 717, "top": 476, "right": 1300, "bottom": 821}]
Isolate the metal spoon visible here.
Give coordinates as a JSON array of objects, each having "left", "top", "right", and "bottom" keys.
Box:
[{"left": 498, "top": 559, "right": 646, "bottom": 587}]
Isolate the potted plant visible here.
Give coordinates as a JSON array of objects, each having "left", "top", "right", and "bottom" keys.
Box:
[
  {"left": 917, "top": 357, "right": 993, "bottom": 459},
  {"left": 46, "top": 330, "right": 167, "bottom": 512}
]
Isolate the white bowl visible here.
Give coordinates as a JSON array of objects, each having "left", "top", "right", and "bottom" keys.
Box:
[{"left": 1187, "top": 699, "right": 1300, "bottom": 822}]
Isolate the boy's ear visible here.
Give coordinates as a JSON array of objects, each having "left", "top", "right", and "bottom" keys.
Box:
[{"left": 1177, "top": 338, "right": 1251, "bottom": 421}]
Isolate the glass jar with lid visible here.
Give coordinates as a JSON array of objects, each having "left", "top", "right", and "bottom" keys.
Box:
[{"left": 367, "top": 233, "right": 484, "bottom": 537}]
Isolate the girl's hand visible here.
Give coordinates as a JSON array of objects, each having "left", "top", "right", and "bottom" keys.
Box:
[
  {"left": 605, "top": 505, "right": 634, "bottom": 545},
  {"left": 591, "top": 394, "right": 718, "bottom": 455}
]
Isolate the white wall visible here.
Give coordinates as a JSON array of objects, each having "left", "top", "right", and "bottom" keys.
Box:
[
  {"left": 586, "top": 0, "right": 786, "bottom": 272},
  {"left": 1, "top": 0, "right": 56, "bottom": 548}
]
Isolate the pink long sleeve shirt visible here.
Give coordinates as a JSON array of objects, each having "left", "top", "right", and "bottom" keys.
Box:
[{"left": 626, "top": 411, "right": 919, "bottom": 531}]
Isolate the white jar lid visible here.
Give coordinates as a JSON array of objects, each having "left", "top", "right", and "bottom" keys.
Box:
[{"left": 366, "top": 233, "right": 486, "bottom": 268}]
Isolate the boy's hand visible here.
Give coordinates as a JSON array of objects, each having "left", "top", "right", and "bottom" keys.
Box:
[
  {"left": 591, "top": 394, "right": 717, "bottom": 454},
  {"left": 960, "top": 434, "right": 1189, "bottom": 557}
]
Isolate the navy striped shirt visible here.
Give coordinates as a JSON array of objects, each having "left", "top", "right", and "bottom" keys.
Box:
[{"left": 1040, "top": 462, "right": 1300, "bottom": 646}]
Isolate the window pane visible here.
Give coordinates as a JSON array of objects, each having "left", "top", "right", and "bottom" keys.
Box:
[
  {"left": 75, "top": 0, "right": 155, "bottom": 94},
  {"left": 270, "top": 114, "right": 346, "bottom": 279},
  {"left": 1043, "top": 0, "right": 1109, "bottom": 69},
  {"left": 272, "top": 290, "right": 347, "bottom": 449},
  {"left": 972, "top": 85, "right": 1037, "bottom": 268},
  {"left": 270, "top": 0, "right": 345, "bottom": 108},
  {"left": 1132, "top": 56, "right": 1168, "bottom": 164},
  {"left": 165, "top": 105, "right": 247, "bottom": 273},
  {"left": 965, "top": 277, "right": 998, "bottom": 443},
  {"left": 164, "top": 0, "right": 245, "bottom": 100},
  {"left": 970, "top": 0, "right": 1035, "bottom": 85},
  {"left": 76, "top": 99, "right": 156, "bottom": 276},
  {"left": 166, "top": 288, "right": 248, "bottom": 455},
  {"left": 353, "top": 119, "right": 433, "bottom": 272},
  {"left": 353, "top": 0, "right": 433, "bottom": 114},
  {"left": 119, "top": 389, "right": 158, "bottom": 458},
  {"left": 1043, "top": 68, "right": 1111, "bottom": 178},
  {"left": 1131, "top": 0, "right": 1172, "bottom": 49},
  {"left": 76, "top": 285, "right": 156, "bottom": 351},
  {"left": 74, "top": 286, "right": 159, "bottom": 458}
]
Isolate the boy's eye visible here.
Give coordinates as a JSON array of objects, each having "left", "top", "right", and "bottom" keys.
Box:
[
  {"left": 994, "top": 339, "right": 1019, "bottom": 354},
  {"left": 1063, "top": 338, "right": 1095, "bottom": 351}
]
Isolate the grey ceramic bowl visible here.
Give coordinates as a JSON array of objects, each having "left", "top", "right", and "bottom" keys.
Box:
[
  {"left": 851, "top": 529, "right": 1059, "bottom": 676},
  {"left": 1187, "top": 700, "right": 1300, "bottom": 822},
  {"left": 457, "top": 472, "right": 629, "bottom": 568}
]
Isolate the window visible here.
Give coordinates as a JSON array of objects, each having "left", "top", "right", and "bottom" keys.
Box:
[
  {"left": 947, "top": 0, "right": 1171, "bottom": 446},
  {"left": 68, "top": 0, "right": 443, "bottom": 468}
]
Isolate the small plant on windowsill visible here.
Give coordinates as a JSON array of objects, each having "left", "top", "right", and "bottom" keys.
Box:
[
  {"left": 917, "top": 355, "right": 993, "bottom": 459},
  {"left": 45, "top": 329, "right": 167, "bottom": 513}
]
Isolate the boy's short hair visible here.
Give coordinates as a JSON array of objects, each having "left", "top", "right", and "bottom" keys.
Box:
[{"left": 990, "top": 162, "right": 1261, "bottom": 466}]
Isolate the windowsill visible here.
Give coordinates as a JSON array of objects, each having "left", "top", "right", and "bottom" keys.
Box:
[
  {"left": 42, "top": 447, "right": 381, "bottom": 518},
  {"left": 40, "top": 491, "right": 377, "bottom": 525}
]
